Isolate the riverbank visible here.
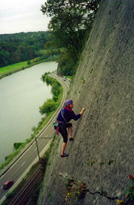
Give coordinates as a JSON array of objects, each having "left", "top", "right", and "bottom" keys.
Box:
[{"left": 0, "top": 55, "right": 59, "bottom": 80}]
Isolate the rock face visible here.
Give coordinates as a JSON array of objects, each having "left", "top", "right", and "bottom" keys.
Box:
[{"left": 38, "top": 0, "right": 134, "bottom": 204}]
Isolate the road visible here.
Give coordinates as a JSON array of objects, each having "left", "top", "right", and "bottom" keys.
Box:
[{"left": 0, "top": 73, "right": 70, "bottom": 203}]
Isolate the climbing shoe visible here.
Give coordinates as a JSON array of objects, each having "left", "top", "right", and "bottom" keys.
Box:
[
  {"left": 61, "top": 153, "right": 69, "bottom": 158},
  {"left": 69, "top": 138, "right": 74, "bottom": 141}
]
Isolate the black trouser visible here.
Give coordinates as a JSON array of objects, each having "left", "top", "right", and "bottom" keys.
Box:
[{"left": 58, "top": 123, "right": 72, "bottom": 143}]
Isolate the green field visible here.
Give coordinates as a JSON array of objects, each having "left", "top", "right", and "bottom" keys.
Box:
[
  {"left": 0, "top": 57, "right": 43, "bottom": 76},
  {"left": 0, "top": 55, "right": 59, "bottom": 77},
  {"left": 0, "top": 61, "right": 28, "bottom": 75}
]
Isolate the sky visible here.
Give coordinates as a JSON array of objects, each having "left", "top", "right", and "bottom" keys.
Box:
[{"left": 0, "top": 0, "right": 50, "bottom": 34}]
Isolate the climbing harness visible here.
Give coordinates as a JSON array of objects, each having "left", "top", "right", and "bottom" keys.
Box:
[{"left": 53, "top": 108, "right": 67, "bottom": 136}]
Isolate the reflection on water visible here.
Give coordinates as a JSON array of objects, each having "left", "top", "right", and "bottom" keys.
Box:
[{"left": 0, "top": 62, "right": 57, "bottom": 163}]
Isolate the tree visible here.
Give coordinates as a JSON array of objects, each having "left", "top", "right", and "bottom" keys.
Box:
[
  {"left": 57, "top": 51, "right": 76, "bottom": 75},
  {"left": 39, "top": 99, "right": 57, "bottom": 115},
  {"left": 41, "top": 0, "right": 101, "bottom": 63}
]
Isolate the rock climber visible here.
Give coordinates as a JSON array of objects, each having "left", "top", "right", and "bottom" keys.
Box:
[{"left": 57, "top": 99, "right": 85, "bottom": 157}]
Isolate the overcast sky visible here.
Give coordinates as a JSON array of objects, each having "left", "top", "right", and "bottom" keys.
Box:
[{"left": 0, "top": 0, "right": 50, "bottom": 34}]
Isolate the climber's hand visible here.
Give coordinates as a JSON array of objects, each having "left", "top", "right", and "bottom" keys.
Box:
[{"left": 80, "top": 108, "right": 85, "bottom": 115}]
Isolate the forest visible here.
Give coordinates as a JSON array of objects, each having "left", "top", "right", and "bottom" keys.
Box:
[{"left": 0, "top": 31, "right": 60, "bottom": 68}]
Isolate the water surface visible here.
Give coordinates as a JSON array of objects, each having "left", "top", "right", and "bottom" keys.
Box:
[{"left": 0, "top": 62, "right": 57, "bottom": 163}]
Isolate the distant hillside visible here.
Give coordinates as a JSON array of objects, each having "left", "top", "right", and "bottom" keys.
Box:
[
  {"left": 0, "top": 31, "right": 48, "bottom": 42},
  {"left": 37, "top": 0, "right": 134, "bottom": 204},
  {"left": 0, "top": 31, "right": 60, "bottom": 67}
]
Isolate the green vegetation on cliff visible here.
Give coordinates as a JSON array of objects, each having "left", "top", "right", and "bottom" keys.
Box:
[{"left": 41, "top": 0, "right": 101, "bottom": 76}]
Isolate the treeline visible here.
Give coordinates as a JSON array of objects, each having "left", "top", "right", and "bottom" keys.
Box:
[
  {"left": 40, "top": 73, "right": 62, "bottom": 115},
  {"left": 41, "top": 0, "right": 101, "bottom": 76},
  {"left": 0, "top": 31, "right": 60, "bottom": 67}
]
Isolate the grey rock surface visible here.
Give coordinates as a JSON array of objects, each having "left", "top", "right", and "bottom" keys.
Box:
[{"left": 38, "top": 0, "right": 134, "bottom": 204}]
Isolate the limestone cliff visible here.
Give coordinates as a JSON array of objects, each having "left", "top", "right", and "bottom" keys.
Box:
[{"left": 38, "top": 0, "right": 134, "bottom": 204}]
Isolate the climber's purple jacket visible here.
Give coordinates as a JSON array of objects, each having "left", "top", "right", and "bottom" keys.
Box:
[{"left": 57, "top": 106, "right": 81, "bottom": 123}]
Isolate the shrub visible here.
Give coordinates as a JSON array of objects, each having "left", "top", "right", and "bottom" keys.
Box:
[
  {"left": 14, "top": 142, "right": 23, "bottom": 150},
  {"left": 39, "top": 99, "right": 57, "bottom": 116}
]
